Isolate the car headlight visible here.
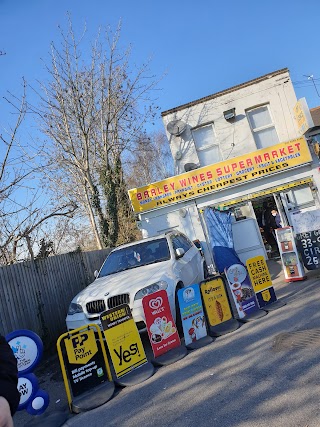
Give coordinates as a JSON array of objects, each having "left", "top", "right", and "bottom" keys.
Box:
[
  {"left": 134, "top": 281, "right": 168, "bottom": 300},
  {"left": 68, "top": 303, "right": 83, "bottom": 315}
]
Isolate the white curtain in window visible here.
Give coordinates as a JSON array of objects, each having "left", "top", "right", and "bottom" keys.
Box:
[
  {"left": 248, "top": 106, "right": 271, "bottom": 129},
  {"left": 254, "top": 127, "right": 279, "bottom": 149},
  {"left": 192, "top": 124, "right": 222, "bottom": 166},
  {"left": 247, "top": 105, "right": 279, "bottom": 149},
  {"left": 197, "top": 145, "right": 221, "bottom": 166},
  {"left": 192, "top": 124, "right": 216, "bottom": 149}
]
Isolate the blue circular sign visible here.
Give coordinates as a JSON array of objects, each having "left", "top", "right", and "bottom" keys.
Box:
[{"left": 6, "top": 329, "right": 43, "bottom": 375}]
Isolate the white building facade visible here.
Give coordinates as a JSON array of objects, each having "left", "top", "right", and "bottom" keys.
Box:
[{"left": 129, "top": 68, "right": 320, "bottom": 272}]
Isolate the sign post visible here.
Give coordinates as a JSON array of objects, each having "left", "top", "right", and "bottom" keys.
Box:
[
  {"left": 57, "top": 324, "right": 114, "bottom": 413},
  {"left": 200, "top": 276, "right": 241, "bottom": 336},
  {"left": 100, "top": 304, "right": 154, "bottom": 386},
  {"left": 246, "top": 256, "right": 286, "bottom": 311},
  {"left": 143, "top": 290, "right": 187, "bottom": 366},
  {"left": 177, "top": 284, "right": 213, "bottom": 349}
]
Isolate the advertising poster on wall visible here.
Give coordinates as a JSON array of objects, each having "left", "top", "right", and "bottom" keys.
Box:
[
  {"left": 224, "top": 264, "right": 259, "bottom": 318},
  {"left": 246, "top": 256, "right": 277, "bottom": 308},
  {"left": 296, "top": 230, "right": 320, "bottom": 270},
  {"left": 142, "top": 290, "right": 180, "bottom": 358},
  {"left": 64, "top": 328, "right": 108, "bottom": 396},
  {"left": 100, "top": 305, "right": 147, "bottom": 378},
  {"left": 200, "top": 277, "right": 232, "bottom": 326},
  {"left": 177, "top": 284, "right": 207, "bottom": 346}
]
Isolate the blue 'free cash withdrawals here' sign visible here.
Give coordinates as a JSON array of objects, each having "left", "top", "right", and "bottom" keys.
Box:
[{"left": 178, "top": 284, "right": 208, "bottom": 346}]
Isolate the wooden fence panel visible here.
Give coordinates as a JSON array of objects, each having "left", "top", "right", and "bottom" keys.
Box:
[{"left": 0, "top": 249, "right": 110, "bottom": 347}]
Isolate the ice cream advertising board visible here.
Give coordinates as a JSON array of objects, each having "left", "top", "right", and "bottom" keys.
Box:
[
  {"left": 177, "top": 284, "right": 207, "bottom": 346},
  {"left": 246, "top": 256, "right": 277, "bottom": 308},
  {"left": 224, "top": 264, "right": 259, "bottom": 318},
  {"left": 200, "top": 277, "right": 232, "bottom": 326},
  {"left": 100, "top": 304, "right": 147, "bottom": 378},
  {"left": 142, "top": 290, "right": 180, "bottom": 358}
]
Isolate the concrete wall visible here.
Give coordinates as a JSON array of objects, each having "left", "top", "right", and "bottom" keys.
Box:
[{"left": 162, "top": 69, "right": 299, "bottom": 175}]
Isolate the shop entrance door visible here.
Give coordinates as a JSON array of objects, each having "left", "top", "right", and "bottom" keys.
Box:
[{"left": 252, "top": 196, "right": 281, "bottom": 259}]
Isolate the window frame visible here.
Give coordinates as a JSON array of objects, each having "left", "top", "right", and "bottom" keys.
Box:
[
  {"left": 246, "top": 104, "right": 279, "bottom": 149},
  {"left": 191, "top": 122, "right": 222, "bottom": 165}
]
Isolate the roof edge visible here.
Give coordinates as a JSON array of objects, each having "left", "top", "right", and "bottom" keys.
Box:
[{"left": 161, "top": 68, "right": 289, "bottom": 117}]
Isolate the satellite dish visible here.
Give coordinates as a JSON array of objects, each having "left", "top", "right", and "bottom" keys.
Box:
[
  {"left": 184, "top": 163, "right": 199, "bottom": 172},
  {"left": 166, "top": 120, "right": 187, "bottom": 136}
]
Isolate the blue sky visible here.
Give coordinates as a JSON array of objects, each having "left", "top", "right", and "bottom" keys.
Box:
[{"left": 1, "top": 0, "right": 320, "bottom": 132}]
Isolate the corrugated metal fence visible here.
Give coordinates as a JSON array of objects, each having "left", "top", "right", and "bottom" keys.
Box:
[{"left": 0, "top": 249, "right": 110, "bottom": 347}]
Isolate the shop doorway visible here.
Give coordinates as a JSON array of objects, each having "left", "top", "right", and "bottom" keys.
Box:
[{"left": 252, "top": 196, "right": 281, "bottom": 259}]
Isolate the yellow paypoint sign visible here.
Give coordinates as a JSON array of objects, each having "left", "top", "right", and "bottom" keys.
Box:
[
  {"left": 246, "top": 256, "right": 272, "bottom": 293},
  {"left": 100, "top": 304, "right": 147, "bottom": 378},
  {"left": 65, "top": 329, "right": 98, "bottom": 365},
  {"left": 57, "top": 324, "right": 113, "bottom": 411},
  {"left": 201, "top": 277, "right": 232, "bottom": 326}
]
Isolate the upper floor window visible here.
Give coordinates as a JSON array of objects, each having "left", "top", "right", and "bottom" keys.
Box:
[
  {"left": 192, "top": 123, "right": 222, "bottom": 166},
  {"left": 247, "top": 105, "right": 279, "bottom": 149}
]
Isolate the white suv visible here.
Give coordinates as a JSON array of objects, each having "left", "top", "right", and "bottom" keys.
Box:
[{"left": 66, "top": 231, "right": 207, "bottom": 332}]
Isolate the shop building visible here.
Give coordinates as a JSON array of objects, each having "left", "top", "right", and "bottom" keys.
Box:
[{"left": 128, "top": 68, "right": 320, "bottom": 273}]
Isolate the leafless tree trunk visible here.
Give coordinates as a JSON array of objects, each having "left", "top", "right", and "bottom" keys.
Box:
[
  {"left": 33, "top": 17, "right": 161, "bottom": 248},
  {"left": 0, "top": 80, "right": 79, "bottom": 264}
]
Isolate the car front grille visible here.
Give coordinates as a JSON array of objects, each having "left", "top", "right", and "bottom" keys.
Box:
[
  {"left": 108, "top": 294, "right": 130, "bottom": 309},
  {"left": 86, "top": 299, "right": 106, "bottom": 314}
]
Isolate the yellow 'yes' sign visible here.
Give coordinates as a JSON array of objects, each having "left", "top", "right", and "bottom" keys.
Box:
[{"left": 100, "top": 304, "right": 147, "bottom": 378}]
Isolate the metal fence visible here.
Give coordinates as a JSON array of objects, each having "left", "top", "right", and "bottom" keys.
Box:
[{"left": 0, "top": 249, "right": 110, "bottom": 347}]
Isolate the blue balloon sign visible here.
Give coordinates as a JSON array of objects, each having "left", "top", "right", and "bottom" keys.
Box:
[{"left": 6, "top": 329, "right": 49, "bottom": 415}]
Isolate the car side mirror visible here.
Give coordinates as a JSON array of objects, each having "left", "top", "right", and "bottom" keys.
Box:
[
  {"left": 94, "top": 270, "right": 99, "bottom": 278},
  {"left": 175, "top": 247, "right": 185, "bottom": 259}
]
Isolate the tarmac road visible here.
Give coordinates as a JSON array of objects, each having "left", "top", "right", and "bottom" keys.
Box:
[{"left": 14, "top": 260, "right": 320, "bottom": 427}]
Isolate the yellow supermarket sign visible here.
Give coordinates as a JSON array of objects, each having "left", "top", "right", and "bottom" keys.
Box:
[{"left": 128, "top": 138, "right": 311, "bottom": 213}]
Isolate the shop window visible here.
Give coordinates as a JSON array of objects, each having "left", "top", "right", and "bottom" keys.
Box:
[
  {"left": 283, "top": 186, "right": 314, "bottom": 210},
  {"left": 192, "top": 123, "right": 222, "bottom": 166},
  {"left": 247, "top": 105, "right": 279, "bottom": 149}
]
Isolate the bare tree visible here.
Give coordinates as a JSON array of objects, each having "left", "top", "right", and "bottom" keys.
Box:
[
  {"left": 0, "top": 81, "right": 78, "bottom": 264},
  {"left": 126, "top": 131, "right": 174, "bottom": 189},
  {"left": 34, "top": 18, "right": 161, "bottom": 248}
]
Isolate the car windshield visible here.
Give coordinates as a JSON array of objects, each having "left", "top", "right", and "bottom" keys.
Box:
[{"left": 98, "top": 238, "right": 171, "bottom": 277}]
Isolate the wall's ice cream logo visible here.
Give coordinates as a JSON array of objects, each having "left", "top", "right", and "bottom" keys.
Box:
[{"left": 149, "top": 297, "right": 165, "bottom": 315}]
